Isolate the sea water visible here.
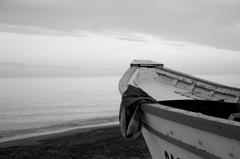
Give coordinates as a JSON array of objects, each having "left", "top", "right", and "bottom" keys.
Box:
[
  {"left": 0, "top": 76, "right": 120, "bottom": 138},
  {"left": 0, "top": 75, "right": 240, "bottom": 139}
]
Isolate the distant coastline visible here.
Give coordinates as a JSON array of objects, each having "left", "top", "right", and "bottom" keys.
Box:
[{"left": 0, "top": 62, "right": 123, "bottom": 77}]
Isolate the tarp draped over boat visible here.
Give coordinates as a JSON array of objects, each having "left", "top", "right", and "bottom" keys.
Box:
[{"left": 119, "top": 85, "right": 157, "bottom": 139}]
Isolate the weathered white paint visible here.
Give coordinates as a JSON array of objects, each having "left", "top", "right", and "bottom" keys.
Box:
[
  {"left": 142, "top": 127, "right": 204, "bottom": 159},
  {"left": 119, "top": 60, "right": 240, "bottom": 159},
  {"left": 143, "top": 112, "right": 240, "bottom": 159}
]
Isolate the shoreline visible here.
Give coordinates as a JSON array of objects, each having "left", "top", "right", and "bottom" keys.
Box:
[
  {"left": 0, "top": 115, "right": 119, "bottom": 140},
  {"left": 0, "top": 123, "right": 151, "bottom": 159},
  {"left": 0, "top": 122, "right": 119, "bottom": 148}
]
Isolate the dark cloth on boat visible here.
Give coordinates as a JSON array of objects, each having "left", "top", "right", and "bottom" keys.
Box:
[{"left": 119, "top": 85, "right": 157, "bottom": 139}]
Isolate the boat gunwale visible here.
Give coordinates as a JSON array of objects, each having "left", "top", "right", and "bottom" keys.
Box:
[
  {"left": 120, "top": 61, "right": 240, "bottom": 103},
  {"left": 119, "top": 60, "right": 240, "bottom": 96},
  {"left": 155, "top": 66, "right": 240, "bottom": 94},
  {"left": 142, "top": 103, "right": 240, "bottom": 141}
]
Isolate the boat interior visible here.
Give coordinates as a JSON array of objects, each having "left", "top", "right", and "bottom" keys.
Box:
[{"left": 158, "top": 100, "right": 240, "bottom": 122}]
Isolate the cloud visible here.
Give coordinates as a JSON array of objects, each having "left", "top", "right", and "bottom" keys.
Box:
[
  {"left": 0, "top": 31, "right": 240, "bottom": 76},
  {"left": 0, "top": 23, "right": 89, "bottom": 38},
  {"left": 0, "top": 23, "right": 63, "bottom": 35},
  {"left": 0, "top": 0, "right": 240, "bottom": 51},
  {"left": 166, "top": 43, "right": 186, "bottom": 47},
  {"left": 104, "top": 31, "right": 149, "bottom": 42}
]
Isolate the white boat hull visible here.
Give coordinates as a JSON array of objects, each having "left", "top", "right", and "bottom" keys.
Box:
[
  {"left": 142, "top": 104, "right": 240, "bottom": 159},
  {"left": 119, "top": 60, "right": 240, "bottom": 159}
]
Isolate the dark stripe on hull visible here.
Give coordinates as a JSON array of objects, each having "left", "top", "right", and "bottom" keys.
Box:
[
  {"left": 142, "top": 104, "right": 240, "bottom": 140},
  {"left": 143, "top": 123, "right": 220, "bottom": 159}
]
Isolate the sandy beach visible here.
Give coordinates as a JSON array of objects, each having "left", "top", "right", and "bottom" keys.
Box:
[{"left": 0, "top": 124, "right": 151, "bottom": 159}]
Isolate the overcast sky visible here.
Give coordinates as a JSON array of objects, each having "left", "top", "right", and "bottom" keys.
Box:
[{"left": 0, "top": 0, "right": 240, "bottom": 76}]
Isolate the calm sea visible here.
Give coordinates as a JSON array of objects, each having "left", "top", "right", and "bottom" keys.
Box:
[
  {"left": 0, "top": 77, "right": 120, "bottom": 138},
  {"left": 0, "top": 75, "right": 240, "bottom": 139}
]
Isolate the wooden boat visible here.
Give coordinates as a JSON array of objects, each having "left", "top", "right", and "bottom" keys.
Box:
[{"left": 119, "top": 60, "right": 240, "bottom": 159}]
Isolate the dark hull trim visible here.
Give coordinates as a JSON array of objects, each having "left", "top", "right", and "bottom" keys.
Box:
[
  {"left": 142, "top": 104, "right": 240, "bottom": 140},
  {"left": 143, "top": 123, "right": 220, "bottom": 159}
]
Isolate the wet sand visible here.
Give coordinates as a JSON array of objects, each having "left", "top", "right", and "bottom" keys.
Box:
[{"left": 0, "top": 124, "right": 151, "bottom": 159}]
